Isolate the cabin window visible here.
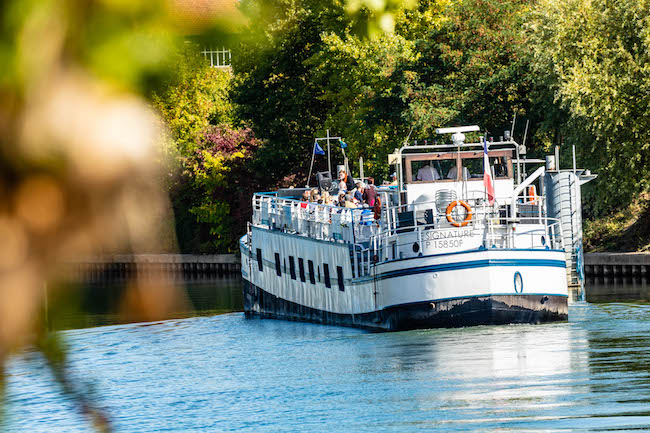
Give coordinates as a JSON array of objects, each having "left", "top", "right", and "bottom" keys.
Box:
[
  {"left": 289, "top": 256, "right": 296, "bottom": 280},
  {"left": 489, "top": 156, "right": 510, "bottom": 179},
  {"left": 298, "top": 258, "right": 306, "bottom": 282},
  {"left": 323, "top": 263, "right": 331, "bottom": 288},
  {"left": 411, "top": 159, "right": 456, "bottom": 182},
  {"left": 256, "top": 248, "right": 263, "bottom": 272},
  {"left": 308, "top": 260, "right": 315, "bottom": 284},
  {"left": 274, "top": 253, "right": 281, "bottom": 276},
  {"left": 405, "top": 150, "right": 513, "bottom": 183},
  {"left": 337, "top": 266, "right": 344, "bottom": 291}
]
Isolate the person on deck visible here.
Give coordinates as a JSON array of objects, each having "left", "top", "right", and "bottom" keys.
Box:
[
  {"left": 362, "top": 177, "right": 377, "bottom": 207},
  {"left": 354, "top": 182, "right": 364, "bottom": 203},
  {"left": 337, "top": 191, "right": 346, "bottom": 207},
  {"left": 344, "top": 194, "right": 357, "bottom": 208},
  {"left": 309, "top": 188, "right": 320, "bottom": 202},
  {"left": 321, "top": 190, "right": 333, "bottom": 205},
  {"left": 416, "top": 163, "right": 440, "bottom": 181},
  {"left": 337, "top": 170, "right": 348, "bottom": 192},
  {"left": 338, "top": 169, "right": 355, "bottom": 191}
]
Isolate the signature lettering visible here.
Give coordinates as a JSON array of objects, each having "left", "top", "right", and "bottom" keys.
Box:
[{"left": 424, "top": 229, "right": 472, "bottom": 241}]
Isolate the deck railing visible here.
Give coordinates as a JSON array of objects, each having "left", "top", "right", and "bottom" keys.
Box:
[{"left": 251, "top": 192, "right": 563, "bottom": 268}]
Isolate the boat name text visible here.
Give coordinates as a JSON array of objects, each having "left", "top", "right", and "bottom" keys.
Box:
[{"left": 424, "top": 230, "right": 472, "bottom": 241}]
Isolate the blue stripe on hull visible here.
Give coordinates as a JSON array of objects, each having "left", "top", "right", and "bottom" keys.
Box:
[
  {"left": 381, "top": 258, "right": 565, "bottom": 280},
  {"left": 352, "top": 258, "right": 566, "bottom": 284}
]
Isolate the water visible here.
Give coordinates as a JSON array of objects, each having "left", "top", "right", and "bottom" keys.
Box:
[
  {"left": 48, "top": 276, "right": 243, "bottom": 330},
  {"left": 4, "top": 281, "right": 650, "bottom": 432}
]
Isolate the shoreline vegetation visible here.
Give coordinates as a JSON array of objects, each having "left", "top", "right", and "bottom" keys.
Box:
[{"left": 151, "top": 0, "right": 650, "bottom": 255}]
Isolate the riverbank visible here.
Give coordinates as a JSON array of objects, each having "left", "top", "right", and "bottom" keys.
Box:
[{"left": 66, "top": 254, "right": 241, "bottom": 281}]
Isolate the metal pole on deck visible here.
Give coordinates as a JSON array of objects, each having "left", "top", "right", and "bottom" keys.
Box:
[
  {"left": 572, "top": 144, "right": 577, "bottom": 174},
  {"left": 307, "top": 141, "right": 317, "bottom": 187},
  {"left": 359, "top": 157, "right": 364, "bottom": 180},
  {"left": 522, "top": 119, "right": 529, "bottom": 180},
  {"left": 327, "top": 129, "right": 332, "bottom": 180}
]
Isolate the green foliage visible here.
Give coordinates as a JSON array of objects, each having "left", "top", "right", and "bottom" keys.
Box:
[
  {"left": 186, "top": 126, "right": 261, "bottom": 252},
  {"left": 529, "top": 0, "right": 650, "bottom": 215},
  {"left": 405, "top": 0, "right": 537, "bottom": 135},
  {"left": 152, "top": 50, "right": 263, "bottom": 253},
  {"left": 151, "top": 48, "right": 234, "bottom": 154},
  {"left": 307, "top": 31, "right": 418, "bottom": 177},
  {"left": 233, "top": 0, "right": 349, "bottom": 184},
  {"left": 234, "top": 0, "right": 544, "bottom": 183}
]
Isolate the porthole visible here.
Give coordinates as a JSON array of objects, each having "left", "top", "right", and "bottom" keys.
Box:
[{"left": 514, "top": 271, "right": 523, "bottom": 293}]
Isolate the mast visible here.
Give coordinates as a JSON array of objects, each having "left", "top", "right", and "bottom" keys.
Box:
[{"left": 327, "top": 129, "right": 332, "bottom": 180}]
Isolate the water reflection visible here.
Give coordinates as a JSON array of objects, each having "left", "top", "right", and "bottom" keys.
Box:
[
  {"left": 50, "top": 276, "right": 243, "bottom": 330},
  {"left": 587, "top": 277, "right": 650, "bottom": 303},
  {"left": 6, "top": 301, "right": 650, "bottom": 432}
]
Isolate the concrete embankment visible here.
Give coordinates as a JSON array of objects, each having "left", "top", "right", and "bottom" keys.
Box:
[
  {"left": 66, "top": 254, "right": 241, "bottom": 281},
  {"left": 585, "top": 253, "right": 650, "bottom": 278},
  {"left": 584, "top": 252, "right": 650, "bottom": 302}
]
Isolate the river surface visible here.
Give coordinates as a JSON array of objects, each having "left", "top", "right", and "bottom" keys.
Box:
[{"left": 4, "top": 278, "right": 650, "bottom": 432}]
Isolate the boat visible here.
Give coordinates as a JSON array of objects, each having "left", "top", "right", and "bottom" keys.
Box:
[{"left": 239, "top": 125, "right": 595, "bottom": 331}]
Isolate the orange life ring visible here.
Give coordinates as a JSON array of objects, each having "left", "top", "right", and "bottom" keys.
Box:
[{"left": 446, "top": 200, "right": 473, "bottom": 227}]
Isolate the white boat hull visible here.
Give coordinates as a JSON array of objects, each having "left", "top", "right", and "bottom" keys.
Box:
[{"left": 240, "top": 230, "right": 568, "bottom": 331}]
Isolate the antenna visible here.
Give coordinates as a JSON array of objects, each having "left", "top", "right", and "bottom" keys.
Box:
[
  {"left": 403, "top": 126, "right": 415, "bottom": 146},
  {"left": 435, "top": 125, "right": 480, "bottom": 147},
  {"left": 435, "top": 125, "right": 480, "bottom": 134}
]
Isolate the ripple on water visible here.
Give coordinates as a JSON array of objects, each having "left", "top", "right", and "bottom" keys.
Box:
[{"left": 4, "top": 304, "right": 650, "bottom": 432}]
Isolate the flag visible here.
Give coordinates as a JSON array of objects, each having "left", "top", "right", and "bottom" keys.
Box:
[
  {"left": 483, "top": 136, "right": 495, "bottom": 205},
  {"left": 314, "top": 141, "right": 325, "bottom": 155},
  {"left": 339, "top": 139, "right": 347, "bottom": 149}
]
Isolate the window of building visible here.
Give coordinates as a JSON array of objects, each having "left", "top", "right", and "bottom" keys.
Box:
[
  {"left": 201, "top": 47, "right": 232, "bottom": 68},
  {"left": 256, "top": 248, "right": 263, "bottom": 272},
  {"left": 289, "top": 256, "right": 296, "bottom": 280},
  {"left": 308, "top": 260, "right": 315, "bottom": 284},
  {"left": 299, "top": 258, "right": 305, "bottom": 282},
  {"left": 337, "top": 266, "right": 344, "bottom": 291},
  {"left": 323, "top": 263, "right": 331, "bottom": 288},
  {"left": 274, "top": 253, "right": 281, "bottom": 276}
]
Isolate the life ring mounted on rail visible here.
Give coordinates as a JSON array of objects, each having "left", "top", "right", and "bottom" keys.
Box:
[{"left": 446, "top": 200, "right": 473, "bottom": 227}]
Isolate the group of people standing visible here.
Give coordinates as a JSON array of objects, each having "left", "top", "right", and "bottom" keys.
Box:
[{"left": 301, "top": 170, "right": 379, "bottom": 211}]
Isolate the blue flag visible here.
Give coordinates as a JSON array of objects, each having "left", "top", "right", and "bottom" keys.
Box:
[
  {"left": 339, "top": 139, "right": 348, "bottom": 149},
  {"left": 314, "top": 141, "right": 325, "bottom": 155}
]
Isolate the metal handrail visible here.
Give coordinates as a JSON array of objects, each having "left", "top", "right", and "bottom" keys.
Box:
[{"left": 250, "top": 192, "right": 566, "bottom": 268}]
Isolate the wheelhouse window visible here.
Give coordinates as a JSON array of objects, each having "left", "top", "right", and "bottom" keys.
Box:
[
  {"left": 404, "top": 150, "right": 513, "bottom": 183},
  {"left": 274, "top": 253, "right": 281, "bottom": 276},
  {"left": 411, "top": 159, "right": 455, "bottom": 182},
  {"left": 323, "top": 263, "right": 331, "bottom": 288},
  {"left": 308, "top": 260, "right": 315, "bottom": 284},
  {"left": 289, "top": 256, "right": 296, "bottom": 280},
  {"left": 299, "top": 258, "right": 306, "bottom": 282},
  {"left": 256, "top": 248, "right": 263, "bottom": 272}
]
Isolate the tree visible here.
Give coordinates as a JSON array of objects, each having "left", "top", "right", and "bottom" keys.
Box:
[
  {"left": 529, "top": 0, "right": 650, "bottom": 215},
  {"left": 152, "top": 48, "right": 234, "bottom": 154}
]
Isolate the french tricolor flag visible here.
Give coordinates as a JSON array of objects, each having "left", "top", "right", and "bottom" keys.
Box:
[{"left": 483, "top": 136, "right": 495, "bottom": 205}]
